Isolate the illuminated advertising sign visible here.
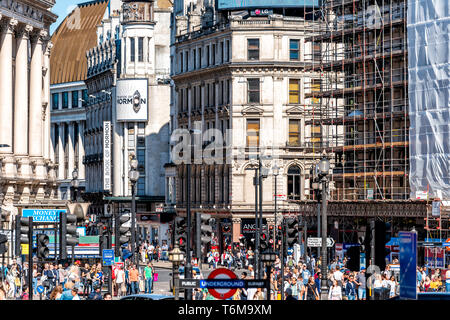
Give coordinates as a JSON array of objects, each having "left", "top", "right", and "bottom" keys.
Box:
[{"left": 218, "top": 0, "right": 320, "bottom": 10}]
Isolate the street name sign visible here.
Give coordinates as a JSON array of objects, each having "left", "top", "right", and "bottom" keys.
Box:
[
  {"left": 179, "top": 279, "right": 269, "bottom": 289},
  {"left": 307, "top": 237, "right": 335, "bottom": 248}
]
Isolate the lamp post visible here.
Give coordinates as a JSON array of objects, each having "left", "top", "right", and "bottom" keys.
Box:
[
  {"left": 245, "top": 165, "right": 260, "bottom": 278},
  {"left": 318, "top": 156, "right": 330, "bottom": 300},
  {"left": 169, "top": 245, "right": 184, "bottom": 300},
  {"left": 185, "top": 128, "right": 201, "bottom": 300},
  {"left": 70, "top": 169, "right": 79, "bottom": 265},
  {"left": 311, "top": 164, "right": 321, "bottom": 260},
  {"left": 261, "top": 250, "right": 277, "bottom": 300},
  {"left": 129, "top": 157, "right": 139, "bottom": 266}
]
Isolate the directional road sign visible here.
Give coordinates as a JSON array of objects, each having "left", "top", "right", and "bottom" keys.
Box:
[
  {"left": 37, "top": 286, "right": 45, "bottom": 294},
  {"left": 307, "top": 237, "right": 335, "bottom": 248},
  {"left": 102, "top": 249, "right": 114, "bottom": 266}
]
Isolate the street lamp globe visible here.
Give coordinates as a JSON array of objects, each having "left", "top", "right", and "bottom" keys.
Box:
[
  {"left": 319, "top": 157, "right": 330, "bottom": 177},
  {"left": 272, "top": 164, "right": 279, "bottom": 177},
  {"left": 130, "top": 158, "right": 138, "bottom": 171},
  {"left": 72, "top": 168, "right": 78, "bottom": 180},
  {"left": 129, "top": 169, "right": 139, "bottom": 184},
  {"left": 169, "top": 246, "right": 184, "bottom": 264},
  {"left": 71, "top": 169, "right": 79, "bottom": 188}
]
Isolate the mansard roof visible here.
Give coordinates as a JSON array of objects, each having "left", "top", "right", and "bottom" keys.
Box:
[{"left": 50, "top": 0, "right": 109, "bottom": 85}]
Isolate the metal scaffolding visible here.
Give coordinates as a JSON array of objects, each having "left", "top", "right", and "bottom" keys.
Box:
[{"left": 303, "top": 0, "right": 410, "bottom": 202}]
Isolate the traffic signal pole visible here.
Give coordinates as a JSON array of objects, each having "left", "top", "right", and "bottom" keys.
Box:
[
  {"left": 185, "top": 163, "right": 192, "bottom": 300},
  {"left": 280, "top": 218, "right": 285, "bottom": 300},
  {"left": 196, "top": 212, "right": 201, "bottom": 269},
  {"left": 27, "top": 217, "right": 33, "bottom": 300},
  {"left": 258, "top": 159, "right": 263, "bottom": 279},
  {"left": 253, "top": 168, "right": 260, "bottom": 279}
]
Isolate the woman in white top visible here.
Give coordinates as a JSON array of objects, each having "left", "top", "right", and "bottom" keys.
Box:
[
  {"left": 373, "top": 274, "right": 383, "bottom": 289},
  {"left": 328, "top": 279, "right": 342, "bottom": 300},
  {"left": 388, "top": 276, "right": 397, "bottom": 298}
]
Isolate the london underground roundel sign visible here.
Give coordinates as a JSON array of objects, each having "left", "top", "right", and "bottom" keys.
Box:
[{"left": 207, "top": 268, "right": 238, "bottom": 300}]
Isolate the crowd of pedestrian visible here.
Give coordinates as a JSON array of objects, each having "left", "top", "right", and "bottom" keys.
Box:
[
  {"left": 0, "top": 259, "right": 115, "bottom": 300},
  {"left": 192, "top": 245, "right": 450, "bottom": 300}
]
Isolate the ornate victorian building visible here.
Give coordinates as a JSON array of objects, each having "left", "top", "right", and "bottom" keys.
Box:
[
  {"left": 0, "top": 0, "right": 60, "bottom": 258},
  {"left": 170, "top": 1, "right": 337, "bottom": 251}
]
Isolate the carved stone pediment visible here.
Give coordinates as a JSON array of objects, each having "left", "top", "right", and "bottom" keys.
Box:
[
  {"left": 241, "top": 106, "right": 263, "bottom": 116},
  {"left": 286, "top": 106, "right": 303, "bottom": 115}
]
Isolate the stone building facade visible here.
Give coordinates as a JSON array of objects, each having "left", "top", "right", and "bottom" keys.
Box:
[
  {"left": 171, "top": 1, "right": 340, "bottom": 251},
  {"left": 83, "top": 0, "right": 172, "bottom": 244},
  {"left": 0, "top": 0, "right": 60, "bottom": 258}
]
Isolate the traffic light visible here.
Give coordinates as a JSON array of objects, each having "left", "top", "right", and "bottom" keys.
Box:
[
  {"left": 99, "top": 223, "right": 109, "bottom": 252},
  {"left": 268, "top": 225, "right": 275, "bottom": 249},
  {"left": 36, "top": 234, "right": 50, "bottom": 259},
  {"left": 0, "top": 209, "right": 7, "bottom": 227},
  {"left": 59, "top": 212, "right": 79, "bottom": 260},
  {"left": 260, "top": 231, "right": 269, "bottom": 251},
  {"left": 276, "top": 225, "right": 283, "bottom": 247},
  {"left": 175, "top": 217, "right": 187, "bottom": 253},
  {"left": 374, "top": 221, "right": 388, "bottom": 271},
  {"left": 0, "top": 234, "right": 7, "bottom": 255},
  {"left": 115, "top": 212, "right": 131, "bottom": 257},
  {"left": 385, "top": 222, "right": 392, "bottom": 259},
  {"left": 286, "top": 218, "right": 299, "bottom": 246},
  {"left": 347, "top": 245, "right": 360, "bottom": 271},
  {"left": 15, "top": 216, "right": 33, "bottom": 256},
  {"left": 199, "top": 213, "right": 213, "bottom": 245}
]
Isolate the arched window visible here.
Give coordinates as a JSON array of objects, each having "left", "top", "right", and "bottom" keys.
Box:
[{"left": 287, "top": 165, "right": 302, "bottom": 200}]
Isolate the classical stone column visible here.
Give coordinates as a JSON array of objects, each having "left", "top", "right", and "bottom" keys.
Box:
[
  {"left": 0, "top": 18, "right": 17, "bottom": 155},
  {"left": 78, "top": 121, "right": 85, "bottom": 180},
  {"left": 68, "top": 122, "right": 75, "bottom": 179},
  {"left": 232, "top": 217, "right": 241, "bottom": 243},
  {"left": 43, "top": 41, "right": 53, "bottom": 161},
  {"left": 58, "top": 124, "right": 66, "bottom": 180},
  {"left": 14, "top": 24, "right": 33, "bottom": 184},
  {"left": 14, "top": 24, "right": 33, "bottom": 156},
  {"left": 29, "top": 29, "right": 46, "bottom": 158}
]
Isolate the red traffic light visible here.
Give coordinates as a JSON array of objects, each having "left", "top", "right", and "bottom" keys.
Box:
[
  {"left": 269, "top": 225, "right": 274, "bottom": 231},
  {"left": 277, "top": 225, "right": 282, "bottom": 231}
]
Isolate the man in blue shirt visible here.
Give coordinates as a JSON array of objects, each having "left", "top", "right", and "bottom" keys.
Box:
[{"left": 302, "top": 264, "right": 311, "bottom": 285}]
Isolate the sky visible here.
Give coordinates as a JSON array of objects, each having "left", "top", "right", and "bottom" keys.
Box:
[{"left": 50, "top": 0, "right": 81, "bottom": 34}]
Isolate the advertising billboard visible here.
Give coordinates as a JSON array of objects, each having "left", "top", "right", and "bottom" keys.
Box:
[
  {"left": 22, "top": 209, "right": 67, "bottom": 223},
  {"left": 103, "top": 121, "right": 111, "bottom": 191},
  {"left": 218, "top": 0, "right": 320, "bottom": 10},
  {"left": 116, "top": 79, "right": 148, "bottom": 122}
]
